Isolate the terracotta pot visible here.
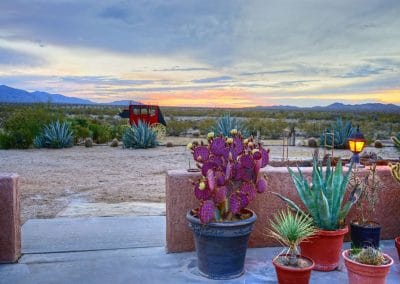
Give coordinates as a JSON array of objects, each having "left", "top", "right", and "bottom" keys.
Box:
[
  {"left": 273, "top": 255, "right": 314, "bottom": 284},
  {"left": 342, "top": 249, "right": 393, "bottom": 284},
  {"left": 395, "top": 236, "right": 400, "bottom": 260},
  {"left": 300, "top": 226, "right": 348, "bottom": 271}
]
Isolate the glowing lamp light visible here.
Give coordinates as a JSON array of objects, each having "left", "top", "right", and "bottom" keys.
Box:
[{"left": 347, "top": 126, "right": 366, "bottom": 164}]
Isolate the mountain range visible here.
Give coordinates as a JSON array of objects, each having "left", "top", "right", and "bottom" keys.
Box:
[{"left": 0, "top": 84, "right": 399, "bottom": 112}]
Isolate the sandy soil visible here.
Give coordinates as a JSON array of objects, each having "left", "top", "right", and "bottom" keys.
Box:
[{"left": 0, "top": 138, "right": 397, "bottom": 223}]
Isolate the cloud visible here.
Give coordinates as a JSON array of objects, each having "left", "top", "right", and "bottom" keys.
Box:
[
  {"left": 0, "top": 47, "right": 46, "bottom": 66},
  {"left": 337, "top": 65, "right": 389, "bottom": 78},
  {"left": 192, "top": 76, "right": 233, "bottom": 84}
]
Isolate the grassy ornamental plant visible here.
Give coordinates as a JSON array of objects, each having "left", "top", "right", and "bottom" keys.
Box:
[
  {"left": 273, "top": 157, "right": 358, "bottom": 230},
  {"left": 268, "top": 209, "right": 316, "bottom": 267},
  {"left": 188, "top": 130, "right": 269, "bottom": 223}
]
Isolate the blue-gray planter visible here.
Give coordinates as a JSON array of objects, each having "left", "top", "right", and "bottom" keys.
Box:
[{"left": 186, "top": 209, "right": 257, "bottom": 280}]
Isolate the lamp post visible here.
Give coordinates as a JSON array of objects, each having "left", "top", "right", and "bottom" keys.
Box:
[{"left": 347, "top": 125, "right": 366, "bottom": 166}]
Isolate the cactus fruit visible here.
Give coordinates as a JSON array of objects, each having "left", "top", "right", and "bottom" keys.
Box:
[
  {"left": 351, "top": 247, "right": 388, "bottom": 265},
  {"left": 189, "top": 133, "right": 269, "bottom": 223},
  {"left": 389, "top": 162, "right": 400, "bottom": 184}
]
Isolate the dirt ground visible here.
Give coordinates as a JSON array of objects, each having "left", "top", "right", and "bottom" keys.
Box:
[{"left": 0, "top": 137, "right": 397, "bottom": 223}]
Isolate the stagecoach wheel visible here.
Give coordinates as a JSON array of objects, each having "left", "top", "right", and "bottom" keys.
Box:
[{"left": 151, "top": 123, "right": 167, "bottom": 140}]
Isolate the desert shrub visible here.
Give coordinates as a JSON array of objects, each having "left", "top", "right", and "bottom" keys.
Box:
[
  {"left": 110, "top": 138, "right": 119, "bottom": 147},
  {"left": 198, "top": 118, "right": 215, "bottom": 135},
  {"left": 374, "top": 140, "right": 383, "bottom": 148},
  {"left": 33, "top": 121, "right": 73, "bottom": 149},
  {"left": 110, "top": 124, "right": 130, "bottom": 140},
  {"left": 122, "top": 120, "right": 158, "bottom": 149},
  {"left": 85, "top": 137, "right": 93, "bottom": 147},
  {"left": 89, "top": 123, "right": 111, "bottom": 144},
  {"left": 320, "top": 117, "right": 354, "bottom": 149},
  {"left": 0, "top": 105, "right": 62, "bottom": 149},
  {"left": 166, "top": 118, "right": 191, "bottom": 136},
  {"left": 308, "top": 138, "right": 318, "bottom": 147},
  {"left": 165, "top": 141, "right": 174, "bottom": 147}
]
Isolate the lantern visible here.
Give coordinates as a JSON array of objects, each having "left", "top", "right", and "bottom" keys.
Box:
[{"left": 347, "top": 126, "right": 366, "bottom": 164}]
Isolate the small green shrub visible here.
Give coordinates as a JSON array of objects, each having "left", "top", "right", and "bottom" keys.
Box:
[
  {"left": 85, "top": 137, "right": 93, "bottom": 148},
  {"left": 166, "top": 118, "right": 191, "bottom": 136},
  {"left": 89, "top": 123, "right": 111, "bottom": 144},
  {"left": 122, "top": 120, "right": 158, "bottom": 149},
  {"left": 110, "top": 138, "right": 119, "bottom": 147},
  {"left": 33, "top": 121, "right": 73, "bottom": 149}
]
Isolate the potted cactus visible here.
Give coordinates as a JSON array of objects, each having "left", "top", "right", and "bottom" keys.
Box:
[
  {"left": 349, "top": 163, "right": 383, "bottom": 248},
  {"left": 186, "top": 130, "right": 269, "bottom": 279},
  {"left": 389, "top": 162, "right": 400, "bottom": 259},
  {"left": 342, "top": 247, "right": 393, "bottom": 284},
  {"left": 268, "top": 209, "right": 316, "bottom": 284},
  {"left": 273, "top": 157, "right": 359, "bottom": 271}
]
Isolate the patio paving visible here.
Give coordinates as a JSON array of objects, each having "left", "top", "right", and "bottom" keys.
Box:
[{"left": 0, "top": 216, "right": 399, "bottom": 284}]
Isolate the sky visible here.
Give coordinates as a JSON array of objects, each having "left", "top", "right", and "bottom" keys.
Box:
[{"left": 0, "top": 0, "right": 399, "bottom": 107}]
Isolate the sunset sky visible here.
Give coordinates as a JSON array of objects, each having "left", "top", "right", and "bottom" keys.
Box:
[{"left": 0, "top": 0, "right": 399, "bottom": 107}]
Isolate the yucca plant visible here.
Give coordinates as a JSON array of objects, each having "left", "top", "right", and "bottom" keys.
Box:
[
  {"left": 273, "top": 157, "right": 359, "bottom": 230},
  {"left": 211, "top": 114, "right": 249, "bottom": 137},
  {"left": 391, "top": 132, "right": 400, "bottom": 150},
  {"left": 122, "top": 120, "right": 158, "bottom": 149},
  {"left": 33, "top": 121, "right": 73, "bottom": 149},
  {"left": 320, "top": 117, "right": 355, "bottom": 149},
  {"left": 268, "top": 209, "right": 316, "bottom": 266}
]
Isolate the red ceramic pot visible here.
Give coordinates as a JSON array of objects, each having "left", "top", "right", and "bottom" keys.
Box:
[
  {"left": 272, "top": 255, "right": 314, "bottom": 284},
  {"left": 300, "top": 227, "right": 348, "bottom": 271},
  {"left": 342, "top": 249, "right": 393, "bottom": 284},
  {"left": 395, "top": 236, "right": 400, "bottom": 260}
]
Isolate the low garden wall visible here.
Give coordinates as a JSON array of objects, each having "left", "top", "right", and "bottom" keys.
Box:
[
  {"left": 166, "top": 166, "right": 400, "bottom": 253},
  {"left": 0, "top": 173, "right": 20, "bottom": 263}
]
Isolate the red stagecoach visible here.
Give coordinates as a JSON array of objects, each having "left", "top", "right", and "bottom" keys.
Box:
[{"left": 119, "top": 103, "right": 167, "bottom": 139}]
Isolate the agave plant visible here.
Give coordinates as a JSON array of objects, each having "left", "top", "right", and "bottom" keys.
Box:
[
  {"left": 268, "top": 209, "right": 316, "bottom": 266},
  {"left": 122, "top": 120, "right": 158, "bottom": 149},
  {"left": 211, "top": 114, "right": 249, "bottom": 137},
  {"left": 320, "top": 117, "right": 355, "bottom": 149},
  {"left": 33, "top": 121, "right": 73, "bottom": 149},
  {"left": 273, "top": 157, "right": 359, "bottom": 230}
]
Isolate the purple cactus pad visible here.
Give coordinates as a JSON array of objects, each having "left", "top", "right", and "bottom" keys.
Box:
[
  {"left": 239, "top": 154, "right": 254, "bottom": 169},
  {"left": 232, "top": 137, "right": 244, "bottom": 156},
  {"left": 240, "top": 182, "right": 256, "bottom": 201},
  {"left": 210, "top": 137, "right": 226, "bottom": 156},
  {"left": 194, "top": 183, "right": 212, "bottom": 201},
  {"left": 193, "top": 146, "right": 209, "bottom": 162},
  {"left": 206, "top": 169, "right": 216, "bottom": 191},
  {"left": 239, "top": 193, "right": 250, "bottom": 208},
  {"left": 199, "top": 200, "right": 215, "bottom": 223},
  {"left": 256, "top": 178, "right": 267, "bottom": 193},
  {"left": 214, "top": 186, "right": 227, "bottom": 203},
  {"left": 201, "top": 160, "right": 218, "bottom": 176},
  {"left": 215, "top": 171, "right": 226, "bottom": 186},
  {"left": 229, "top": 194, "right": 241, "bottom": 214},
  {"left": 260, "top": 148, "right": 270, "bottom": 167}
]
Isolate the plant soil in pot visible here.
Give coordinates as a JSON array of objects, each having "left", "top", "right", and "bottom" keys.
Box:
[
  {"left": 395, "top": 237, "right": 400, "bottom": 261},
  {"left": 273, "top": 157, "right": 359, "bottom": 272},
  {"left": 186, "top": 129, "right": 270, "bottom": 279},
  {"left": 342, "top": 248, "right": 393, "bottom": 284},
  {"left": 300, "top": 227, "right": 348, "bottom": 271},
  {"left": 187, "top": 209, "right": 256, "bottom": 279},
  {"left": 273, "top": 255, "right": 314, "bottom": 284},
  {"left": 350, "top": 221, "right": 381, "bottom": 248}
]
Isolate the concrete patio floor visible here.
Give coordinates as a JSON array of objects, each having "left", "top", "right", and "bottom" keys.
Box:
[{"left": 0, "top": 216, "right": 399, "bottom": 284}]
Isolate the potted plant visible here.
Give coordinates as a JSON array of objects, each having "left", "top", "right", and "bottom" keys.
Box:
[
  {"left": 349, "top": 163, "right": 383, "bottom": 248},
  {"left": 273, "top": 157, "right": 359, "bottom": 271},
  {"left": 268, "top": 209, "right": 316, "bottom": 284},
  {"left": 186, "top": 130, "right": 269, "bottom": 279},
  {"left": 342, "top": 247, "right": 393, "bottom": 284},
  {"left": 389, "top": 162, "right": 400, "bottom": 259}
]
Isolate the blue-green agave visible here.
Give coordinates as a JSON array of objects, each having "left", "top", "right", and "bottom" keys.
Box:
[
  {"left": 273, "top": 158, "right": 359, "bottom": 230},
  {"left": 33, "top": 121, "right": 73, "bottom": 149},
  {"left": 320, "top": 117, "right": 355, "bottom": 149},
  {"left": 211, "top": 114, "right": 249, "bottom": 137},
  {"left": 122, "top": 120, "right": 158, "bottom": 149},
  {"left": 391, "top": 132, "right": 400, "bottom": 150}
]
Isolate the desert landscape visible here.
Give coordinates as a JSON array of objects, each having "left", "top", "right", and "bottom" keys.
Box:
[{"left": 1, "top": 138, "right": 397, "bottom": 224}]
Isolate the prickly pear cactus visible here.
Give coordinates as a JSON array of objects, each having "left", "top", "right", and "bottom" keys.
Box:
[
  {"left": 389, "top": 162, "right": 400, "bottom": 184},
  {"left": 187, "top": 129, "right": 269, "bottom": 223}
]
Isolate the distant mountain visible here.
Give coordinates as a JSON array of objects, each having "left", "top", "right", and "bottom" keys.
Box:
[
  {"left": 0, "top": 85, "right": 94, "bottom": 104},
  {"left": 311, "top": 102, "right": 400, "bottom": 113},
  {"left": 255, "top": 105, "right": 300, "bottom": 110},
  {"left": 102, "top": 100, "right": 142, "bottom": 106}
]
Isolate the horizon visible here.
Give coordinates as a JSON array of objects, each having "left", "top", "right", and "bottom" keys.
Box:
[{"left": 0, "top": 1, "right": 399, "bottom": 107}]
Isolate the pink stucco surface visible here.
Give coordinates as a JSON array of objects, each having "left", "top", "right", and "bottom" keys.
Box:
[
  {"left": 0, "top": 173, "right": 20, "bottom": 263},
  {"left": 166, "top": 166, "right": 400, "bottom": 253}
]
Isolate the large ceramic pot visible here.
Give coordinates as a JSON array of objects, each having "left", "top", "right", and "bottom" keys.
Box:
[
  {"left": 300, "top": 226, "right": 348, "bottom": 271},
  {"left": 395, "top": 236, "right": 400, "bottom": 260},
  {"left": 272, "top": 254, "right": 314, "bottom": 284},
  {"left": 186, "top": 209, "right": 256, "bottom": 280},
  {"left": 350, "top": 221, "right": 381, "bottom": 248},
  {"left": 342, "top": 249, "right": 393, "bottom": 284}
]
